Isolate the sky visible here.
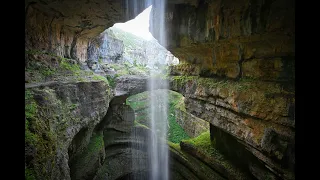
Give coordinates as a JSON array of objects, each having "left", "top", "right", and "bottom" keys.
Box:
[{"left": 113, "top": 5, "right": 154, "bottom": 41}]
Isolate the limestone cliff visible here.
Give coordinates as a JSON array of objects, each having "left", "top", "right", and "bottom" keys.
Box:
[
  {"left": 153, "top": 0, "right": 294, "bottom": 81},
  {"left": 25, "top": 0, "right": 295, "bottom": 179},
  {"left": 149, "top": 0, "right": 295, "bottom": 179},
  {"left": 25, "top": 0, "right": 144, "bottom": 63},
  {"left": 25, "top": 80, "right": 112, "bottom": 180},
  {"left": 170, "top": 76, "right": 295, "bottom": 179}
]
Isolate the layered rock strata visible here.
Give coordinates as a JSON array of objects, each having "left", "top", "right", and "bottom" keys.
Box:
[
  {"left": 25, "top": 80, "right": 112, "bottom": 180},
  {"left": 170, "top": 76, "right": 295, "bottom": 180}
]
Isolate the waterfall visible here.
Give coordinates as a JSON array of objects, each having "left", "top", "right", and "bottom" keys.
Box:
[
  {"left": 147, "top": 0, "right": 169, "bottom": 180},
  {"left": 126, "top": 0, "right": 169, "bottom": 179}
]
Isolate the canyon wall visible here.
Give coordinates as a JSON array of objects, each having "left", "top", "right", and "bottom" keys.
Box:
[
  {"left": 25, "top": 0, "right": 295, "bottom": 179},
  {"left": 25, "top": 0, "right": 141, "bottom": 63},
  {"left": 151, "top": 0, "right": 295, "bottom": 179},
  {"left": 154, "top": 0, "right": 294, "bottom": 81}
]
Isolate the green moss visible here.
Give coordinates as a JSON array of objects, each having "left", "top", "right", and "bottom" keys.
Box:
[
  {"left": 108, "top": 63, "right": 122, "bottom": 71},
  {"left": 134, "top": 120, "right": 150, "bottom": 130},
  {"left": 106, "top": 75, "right": 117, "bottom": 88},
  {"left": 25, "top": 168, "right": 36, "bottom": 180},
  {"left": 98, "top": 57, "right": 103, "bottom": 64},
  {"left": 25, "top": 123, "right": 39, "bottom": 145},
  {"left": 69, "top": 104, "right": 78, "bottom": 110},
  {"left": 25, "top": 90, "right": 38, "bottom": 119},
  {"left": 92, "top": 75, "right": 109, "bottom": 85},
  {"left": 25, "top": 89, "right": 58, "bottom": 179},
  {"left": 172, "top": 76, "right": 285, "bottom": 97},
  {"left": 168, "top": 104, "right": 190, "bottom": 143},
  {"left": 77, "top": 77, "right": 86, "bottom": 82},
  {"left": 60, "top": 58, "right": 80, "bottom": 74},
  {"left": 168, "top": 141, "right": 180, "bottom": 150},
  {"left": 117, "top": 68, "right": 130, "bottom": 76},
  {"left": 26, "top": 49, "right": 106, "bottom": 84},
  {"left": 182, "top": 131, "right": 221, "bottom": 159},
  {"left": 70, "top": 132, "right": 105, "bottom": 176},
  {"left": 25, "top": 90, "right": 39, "bottom": 145},
  {"left": 87, "top": 133, "right": 104, "bottom": 153}
]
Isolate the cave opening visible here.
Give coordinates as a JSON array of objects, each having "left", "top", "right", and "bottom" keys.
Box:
[
  {"left": 85, "top": 2, "right": 181, "bottom": 179},
  {"left": 25, "top": 0, "right": 295, "bottom": 179},
  {"left": 86, "top": 3, "right": 179, "bottom": 77}
]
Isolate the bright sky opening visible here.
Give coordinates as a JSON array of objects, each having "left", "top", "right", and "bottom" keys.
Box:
[{"left": 113, "top": 5, "right": 153, "bottom": 41}]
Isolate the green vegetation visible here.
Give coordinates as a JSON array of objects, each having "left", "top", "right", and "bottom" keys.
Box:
[
  {"left": 60, "top": 58, "right": 80, "bottom": 74},
  {"left": 69, "top": 104, "right": 78, "bottom": 110},
  {"left": 92, "top": 75, "right": 109, "bottom": 85},
  {"left": 182, "top": 131, "right": 223, "bottom": 159},
  {"left": 25, "top": 89, "right": 57, "bottom": 179},
  {"left": 25, "top": 168, "right": 36, "bottom": 180},
  {"left": 134, "top": 120, "right": 150, "bottom": 130},
  {"left": 26, "top": 49, "right": 103, "bottom": 84},
  {"left": 107, "top": 62, "right": 150, "bottom": 76},
  {"left": 167, "top": 141, "right": 180, "bottom": 150},
  {"left": 126, "top": 90, "right": 190, "bottom": 143},
  {"left": 106, "top": 75, "right": 117, "bottom": 88},
  {"left": 69, "top": 132, "right": 105, "bottom": 179},
  {"left": 25, "top": 90, "right": 38, "bottom": 119},
  {"left": 109, "top": 27, "right": 145, "bottom": 48},
  {"left": 167, "top": 111, "right": 190, "bottom": 143},
  {"left": 85, "top": 133, "right": 104, "bottom": 154},
  {"left": 171, "top": 75, "right": 287, "bottom": 97}
]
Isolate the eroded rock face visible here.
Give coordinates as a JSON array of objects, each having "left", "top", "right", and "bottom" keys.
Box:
[
  {"left": 94, "top": 102, "right": 150, "bottom": 180},
  {"left": 170, "top": 76, "right": 295, "bottom": 180},
  {"left": 175, "top": 108, "right": 209, "bottom": 138},
  {"left": 153, "top": 0, "right": 295, "bottom": 80},
  {"left": 87, "top": 29, "right": 125, "bottom": 68},
  {"left": 114, "top": 75, "right": 168, "bottom": 97},
  {"left": 169, "top": 143, "right": 226, "bottom": 180},
  {"left": 25, "top": 0, "right": 137, "bottom": 63},
  {"left": 25, "top": 80, "right": 112, "bottom": 180}
]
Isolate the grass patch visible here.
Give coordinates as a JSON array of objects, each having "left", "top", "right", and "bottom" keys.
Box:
[
  {"left": 25, "top": 168, "right": 36, "bottom": 180},
  {"left": 92, "top": 75, "right": 109, "bottom": 85},
  {"left": 182, "top": 131, "right": 222, "bottom": 159},
  {"left": 60, "top": 58, "right": 80, "bottom": 74},
  {"left": 167, "top": 141, "right": 180, "bottom": 150},
  {"left": 126, "top": 90, "right": 190, "bottom": 143},
  {"left": 25, "top": 90, "right": 38, "bottom": 119},
  {"left": 106, "top": 75, "right": 118, "bottom": 88}
]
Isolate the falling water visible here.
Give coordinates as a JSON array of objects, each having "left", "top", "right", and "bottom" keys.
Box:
[
  {"left": 147, "top": 0, "right": 169, "bottom": 180},
  {"left": 126, "top": 0, "right": 169, "bottom": 179}
]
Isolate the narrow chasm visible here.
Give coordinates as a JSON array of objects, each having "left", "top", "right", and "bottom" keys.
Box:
[{"left": 25, "top": 0, "right": 295, "bottom": 180}]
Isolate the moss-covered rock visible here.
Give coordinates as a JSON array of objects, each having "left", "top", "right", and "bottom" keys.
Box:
[
  {"left": 181, "top": 131, "right": 254, "bottom": 180},
  {"left": 170, "top": 75, "right": 295, "bottom": 180},
  {"left": 168, "top": 142, "right": 225, "bottom": 180},
  {"left": 25, "top": 79, "right": 112, "bottom": 180},
  {"left": 25, "top": 50, "right": 112, "bottom": 86},
  {"left": 69, "top": 131, "right": 105, "bottom": 180}
]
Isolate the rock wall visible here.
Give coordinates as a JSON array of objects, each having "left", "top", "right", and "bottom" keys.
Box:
[
  {"left": 25, "top": 0, "right": 133, "bottom": 63},
  {"left": 152, "top": 0, "right": 295, "bottom": 179},
  {"left": 175, "top": 107, "right": 209, "bottom": 138},
  {"left": 87, "top": 29, "right": 124, "bottom": 68},
  {"left": 25, "top": 80, "right": 112, "bottom": 180},
  {"left": 170, "top": 76, "right": 295, "bottom": 180},
  {"left": 153, "top": 0, "right": 294, "bottom": 81}
]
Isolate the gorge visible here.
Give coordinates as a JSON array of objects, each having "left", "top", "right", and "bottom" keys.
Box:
[{"left": 25, "top": 0, "right": 295, "bottom": 180}]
